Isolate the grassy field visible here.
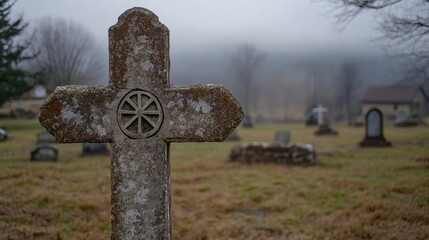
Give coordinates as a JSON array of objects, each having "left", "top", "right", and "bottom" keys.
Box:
[{"left": 0, "top": 119, "right": 428, "bottom": 239}]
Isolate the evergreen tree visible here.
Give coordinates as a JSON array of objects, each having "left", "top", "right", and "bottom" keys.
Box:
[{"left": 0, "top": 0, "right": 35, "bottom": 106}]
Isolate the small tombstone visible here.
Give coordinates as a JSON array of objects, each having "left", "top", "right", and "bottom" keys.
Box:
[
  {"left": 31, "top": 144, "right": 58, "bottom": 161},
  {"left": 395, "top": 110, "right": 408, "bottom": 124},
  {"left": 226, "top": 130, "right": 241, "bottom": 141},
  {"left": 0, "top": 128, "right": 8, "bottom": 141},
  {"left": 394, "top": 110, "right": 418, "bottom": 126},
  {"left": 360, "top": 108, "right": 391, "bottom": 147},
  {"left": 274, "top": 131, "right": 290, "bottom": 144},
  {"left": 242, "top": 114, "right": 254, "bottom": 128},
  {"left": 37, "top": 131, "right": 56, "bottom": 144},
  {"left": 82, "top": 143, "right": 110, "bottom": 156}
]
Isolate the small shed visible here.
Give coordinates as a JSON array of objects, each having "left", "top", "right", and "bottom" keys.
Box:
[{"left": 361, "top": 84, "right": 428, "bottom": 121}]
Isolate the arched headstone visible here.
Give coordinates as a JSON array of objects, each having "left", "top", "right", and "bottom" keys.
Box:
[{"left": 360, "top": 108, "right": 391, "bottom": 147}]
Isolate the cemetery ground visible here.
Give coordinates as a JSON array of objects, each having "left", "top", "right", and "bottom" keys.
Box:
[{"left": 0, "top": 119, "right": 428, "bottom": 240}]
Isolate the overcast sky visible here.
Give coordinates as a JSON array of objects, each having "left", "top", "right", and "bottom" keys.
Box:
[{"left": 14, "top": 0, "right": 380, "bottom": 56}]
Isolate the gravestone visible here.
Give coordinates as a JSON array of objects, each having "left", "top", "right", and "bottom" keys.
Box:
[
  {"left": 226, "top": 130, "right": 241, "bottom": 141},
  {"left": 274, "top": 131, "right": 290, "bottom": 144},
  {"left": 394, "top": 110, "right": 417, "bottom": 126},
  {"left": 0, "top": 128, "right": 8, "bottom": 141},
  {"left": 242, "top": 114, "right": 253, "bottom": 128},
  {"left": 39, "top": 8, "right": 243, "bottom": 240},
  {"left": 30, "top": 144, "right": 58, "bottom": 161},
  {"left": 37, "top": 131, "right": 56, "bottom": 144},
  {"left": 394, "top": 110, "right": 408, "bottom": 125},
  {"left": 82, "top": 143, "right": 110, "bottom": 156},
  {"left": 312, "top": 104, "right": 327, "bottom": 125},
  {"left": 360, "top": 108, "right": 391, "bottom": 147},
  {"left": 312, "top": 104, "right": 337, "bottom": 135}
]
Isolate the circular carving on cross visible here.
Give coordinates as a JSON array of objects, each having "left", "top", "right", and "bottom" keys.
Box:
[{"left": 117, "top": 90, "right": 163, "bottom": 138}]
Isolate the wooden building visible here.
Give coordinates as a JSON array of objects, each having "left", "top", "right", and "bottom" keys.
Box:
[{"left": 361, "top": 84, "right": 428, "bottom": 121}]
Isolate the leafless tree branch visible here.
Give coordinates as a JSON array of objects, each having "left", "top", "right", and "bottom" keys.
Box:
[
  {"left": 230, "top": 44, "right": 265, "bottom": 114},
  {"left": 30, "top": 17, "right": 104, "bottom": 92},
  {"left": 321, "top": 0, "right": 429, "bottom": 82}
]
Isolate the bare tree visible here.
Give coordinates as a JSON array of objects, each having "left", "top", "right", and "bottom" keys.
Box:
[
  {"left": 231, "top": 44, "right": 265, "bottom": 120},
  {"left": 323, "top": 0, "right": 429, "bottom": 82},
  {"left": 31, "top": 18, "right": 104, "bottom": 92},
  {"left": 338, "top": 60, "right": 360, "bottom": 124}
]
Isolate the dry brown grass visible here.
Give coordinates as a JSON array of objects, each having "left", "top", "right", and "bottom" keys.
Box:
[{"left": 0, "top": 119, "right": 428, "bottom": 239}]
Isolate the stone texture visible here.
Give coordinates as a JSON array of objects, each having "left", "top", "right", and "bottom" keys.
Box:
[
  {"left": 39, "top": 7, "right": 243, "bottom": 240},
  {"left": 39, "top": 85, "right": 116, "bottom": 143},
  {"left": 229, "top": 142, "right": 316, "bottom": 165}
]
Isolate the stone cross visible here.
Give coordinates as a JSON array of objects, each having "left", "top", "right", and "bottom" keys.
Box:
[
  {"left": 312, "top": 104, "right": 327, "bottom": 125},
  {"left": 39, "top": 8, "right": 243, "bottom": 240}
]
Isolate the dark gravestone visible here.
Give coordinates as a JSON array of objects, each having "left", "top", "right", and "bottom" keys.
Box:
[
  {"left": 274, "top": 131, "right": 290, "bottom": 144},
  {"left": 37, "top": 131, "right": 56, "bottom": 144},
  {"left": 229, "top": 142, "right": 316, "bottom": 165},
  {"left": 226, "top": 130, "right": 241, "bottom": 141},
  {"left": 360, "top": 108, "right": 391, "bottom": 147},
  {"left": 0, "top": 128, "right": 8, "bottom": 141},
  {"left": 31, "top": 144, "right": 58, "bottom": 161},
  {"left": 82, "top": 143, "right": 110, "bottom": 156},
  {"left": 242, "top": 114, "right": 254, "bottom": 128}
]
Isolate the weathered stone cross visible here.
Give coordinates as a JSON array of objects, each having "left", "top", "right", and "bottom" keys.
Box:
[
  {"left": 312, "top": 104, "right": 327, "bottom": 125},
  {"left": 39, "top": 8, "right": 243, "bottom": 240}
]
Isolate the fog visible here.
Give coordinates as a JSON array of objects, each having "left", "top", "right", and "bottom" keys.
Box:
[{"left": 14, "top": 0, "right": 399, "bottom": 121}]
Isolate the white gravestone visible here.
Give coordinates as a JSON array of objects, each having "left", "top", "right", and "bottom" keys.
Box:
[{"left": 312, "top": 104, "right": 327, "bottom": 125}]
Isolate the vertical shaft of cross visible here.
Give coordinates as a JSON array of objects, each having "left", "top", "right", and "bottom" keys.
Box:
[{"left": 111, "top": 138, "right": 171, "bottom": 240}]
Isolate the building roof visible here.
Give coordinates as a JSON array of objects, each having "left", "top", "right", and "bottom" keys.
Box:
[{"left": 362, "top": 85, "right": 424, "bottom": 103}]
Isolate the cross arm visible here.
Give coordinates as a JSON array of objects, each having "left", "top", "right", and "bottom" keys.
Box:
[
  {"left": 164, "top": 85, "right": 243, "bottom": 142},
  {"left": 39, "top": 85, "right": 116, "bottom": 143}
]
